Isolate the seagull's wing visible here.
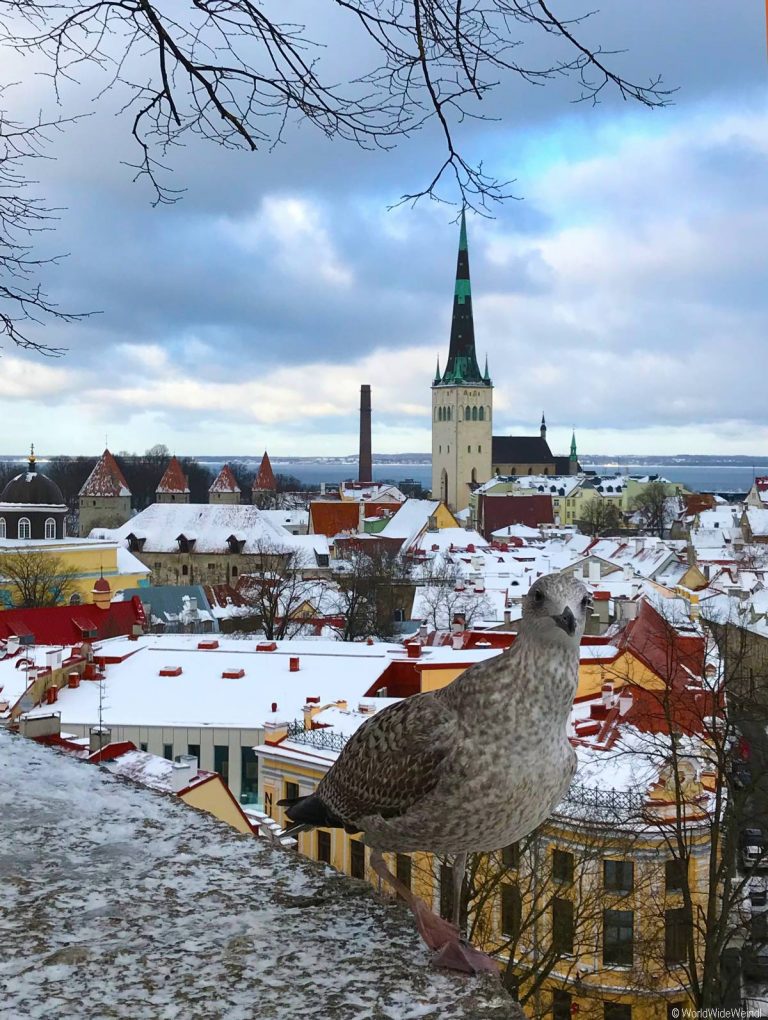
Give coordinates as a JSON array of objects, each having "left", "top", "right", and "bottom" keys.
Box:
[{"left": 317, "top": 691, "right": 457, "bottom": 825}]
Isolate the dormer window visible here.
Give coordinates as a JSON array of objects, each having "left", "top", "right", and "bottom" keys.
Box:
[
  {"left": 176, "top": 534, "right": 196, "bottom": 552},
  {"left": 127, "top": 533, "right": 146, "bottom": 552}
]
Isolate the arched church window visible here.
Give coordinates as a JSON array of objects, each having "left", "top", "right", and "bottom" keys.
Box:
[
  {"left": 438, "top": 407, "right": 442, "bottom": 421},
  {"left": 466, "top": 405, "right": 471, "bottom": 420},
  {"left": 471, "top": 468, "right": 478, "bottom": 484},
  {"left": 472, "top": 406, "right": 478, "bottom": 421},
  {"left": 478, "top": 406, "right": 484, "bottom": 421},
  {"left": 45, "top": 518, "right": 56, "bottom": 539},
  {"left": 18, "top": 517, "right": 31, "bottom": 540},
  {"left": 446, "top": 406, "right": 451, "bottom": 421},
  {"left": 69, "top": 593, "right": 82, "bottom": 606},
  {"left": 0, "top": 518, "right": 5, "bottom": 538}
]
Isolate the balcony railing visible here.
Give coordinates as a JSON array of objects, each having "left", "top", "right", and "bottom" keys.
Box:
[
  {"left": 283, "top": 721, "right": 647, "bottom": 819},
  {"left": 285, "top": 720, "right": 349, "bottom": 753}
]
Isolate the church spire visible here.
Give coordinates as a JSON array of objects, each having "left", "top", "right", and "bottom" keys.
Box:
[
  {"left": 439, "top": 209, "right": 487, "bottom": 387},
  {"left": 434, "top": 355, "right": 441, "bottom": 384},
  {"left": 570, "top": 430, "right": 578, "bottom": 460},
  {"left": 540, "top": 413, "right": 547, "bottom": 440}
]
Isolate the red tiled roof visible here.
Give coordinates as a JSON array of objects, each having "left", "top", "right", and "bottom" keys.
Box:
[
  {"left": 253, "top": 452, "right": 277, "bottom": 491},
  {"left": 79, "top": 449, "right": 132, "bottom": 498},
  {"left": 157, "top": 457, "right": 190, "bottom": 494},
  {"left": 480, "top": 493, "right": 554, "bottom": 537},
  {"left": 310, "top": 501, "right": 359, "bottom": 537},
  {"left": 0, "top": 598, "right": 146, "bottom": 646},
  {"left": 209, "top": 464, "right": 241, "bottom": 494},
  {"left": 683, "top": 493, "right": 717, "bottom": 515}
]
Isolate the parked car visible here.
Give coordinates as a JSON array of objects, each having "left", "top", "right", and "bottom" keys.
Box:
[
  {"left": 741, "top": 827, "right": 765, "bottom": 849},
  {"left": 742, "top": 844, "right": 767, "bottom": 872},
  {"left": 744, "top": 943, "right": 768, "bottom": 981},
  {"left": 749, "top": 877, "right": 768, "bottom": 910}
]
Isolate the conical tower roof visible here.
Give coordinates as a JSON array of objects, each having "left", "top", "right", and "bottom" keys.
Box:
[
  {"left": 209, "top": 464, "right": 241, "bottom": 494},
  {"left": 79, "top": 449, "right": 131, "bottom": 498},
  {"left": 437, "top": 210, "right": 488, "bottom": 387},
  {"left": 253, "top": 451, "right": 277, "bottom": 492},
  {"left": 156, "top": 456, "right": 190, "bottom": 495}
]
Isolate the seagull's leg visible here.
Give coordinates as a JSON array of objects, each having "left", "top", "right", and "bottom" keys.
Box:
[
  {"left": 431, "top": 852, "right": 501, "bottom": 977},
  {"left": 451, "top": 851, "right": 467, "bottom": 932},
  {"left": 369, "top": 850, "right": 458, "bottom": 951},
  {"left": 369, "top": 850, "right": 499, "bottom": 978}
]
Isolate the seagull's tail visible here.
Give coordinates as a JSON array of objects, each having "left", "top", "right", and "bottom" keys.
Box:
[{"left": 277, "top": 792, "right": 351, "bottom": 836}]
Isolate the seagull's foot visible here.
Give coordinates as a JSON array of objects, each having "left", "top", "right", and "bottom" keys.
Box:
[
  {"left": 410, "top": 898, "right": 459, "bottom": 952},
  {"left": 432, "top": 939, "right": 501, "bottom": 977}
]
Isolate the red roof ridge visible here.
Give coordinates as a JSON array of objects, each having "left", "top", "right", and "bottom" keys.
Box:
[
  {"left": 79, "top": 449, "right": 132, "bottom": 498},
  {"left": 157, "top": 456, "right": 190, "bottom": 494},
  {"left": 253, "top": 451, "right": 277, "bottom": 491},
  {"left": 209, "top": 464, "right": 241, "bottom": 494}
]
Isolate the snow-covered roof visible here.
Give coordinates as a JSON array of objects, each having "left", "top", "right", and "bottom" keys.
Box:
[
  {"left": 18, "top": 634, "right": 500, "bottom": 731},
  {"left": 156, "top": 456, "right": 190, "bottom": 494},
  {"left": 0, "top": 731, "right": 520, "bottom": 1020},
  {"left": 379, "top": 499, "right": 441, "bottom": 546},
  {"left": 208, "top": 464, "right": 240, "bottom": 494},
  {"left": 339, "top": 482, "right": 406, "bottom": 503},
  {"left": 90, "top": 503, "right": 326, "bottom": 561},
  {"left": 79, "top": 450, "right": 131, "bottom": 498},
  {"left": 745, "top": 508, "right": 768, "bottom": 538}
]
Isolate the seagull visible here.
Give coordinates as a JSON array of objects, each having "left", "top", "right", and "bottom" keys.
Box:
[{"left": 280, "top": 572, "right": 590, "bottom": 975}]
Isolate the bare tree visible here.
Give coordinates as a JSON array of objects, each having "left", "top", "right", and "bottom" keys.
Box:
[
  {"left": 332, "top": 545, "right": 412, "bottom": 641},
  {"left": 631, "top": 481, "right": 676, "bottom": 539},
  {"left": 1, "top": 3, "right": 671, "bottom": 211},
  {"left": 0, "top": 548, "right": 78, "bottom": 606},
  {"left": 0, "top": 91, "right": 89, "bottom": 352},
  {"left": 417, "top": 555, "right": 493, "bottom": 629},
  {"left": 577, "top": 498, "right": 623, "bottom": 538},
  {"left": 238, "top": 541, "right": 322, "bottom": 640}
]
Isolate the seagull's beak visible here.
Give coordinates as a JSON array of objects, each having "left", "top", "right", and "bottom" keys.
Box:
[{"left": 552, "top": 606, "right": 576, "bottom": 637}]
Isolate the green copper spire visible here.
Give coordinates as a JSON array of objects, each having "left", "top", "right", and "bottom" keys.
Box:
[
  {"left": 570, "top": 430, "right": 578, "bottom": 460},
  {"left": 434, "top": 356, "right": 441, "bottom": 384},
  {"left": 438, "top": 209, "right": 487, "bottom": 387},
  {"left": 483, "top": 353, "right": 491, "bottom": 384}
]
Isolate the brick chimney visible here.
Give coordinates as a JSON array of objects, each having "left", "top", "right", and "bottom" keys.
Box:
[{"left": 358, "top": 384, "right": 372, "bottom": 484}]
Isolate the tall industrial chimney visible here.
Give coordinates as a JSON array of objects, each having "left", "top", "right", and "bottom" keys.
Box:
[{"left": 358, "top": 384, "right": 372, "bottom": 483}]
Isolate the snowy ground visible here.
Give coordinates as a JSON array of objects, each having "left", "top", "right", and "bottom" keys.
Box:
[{"left": 0, "top": 732, "right": 520, "bottom": 1020}]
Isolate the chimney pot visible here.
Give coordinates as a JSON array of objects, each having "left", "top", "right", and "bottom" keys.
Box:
[
  {"left": 271, "top": 701, "right": 277, "bottom": 713},
  {"left": 290, "top": 656, "right": 300, "bottom": 672}
]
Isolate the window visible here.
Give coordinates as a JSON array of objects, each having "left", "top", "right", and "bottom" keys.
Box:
[
  {"left": 187, "top": 743, "right": 200, "bottom": 763},
  {"left": 604, "top": 1006, "right": 631, "bottom": 1020},
  {"left": 603, "top": 909, "right": 634, "bottom": 966},
  {"left": 0, "top": 518, "right": 5, "bottom": 538},
  {"left": 284, "top": 781, "right": 299, "bottom": 804},
  {"left": 478, "top": 406, "right": 484, "bottom": 421},
  {"left": 472, "top": 406, "right": 478, "bottom": 421},
  {"left": 69, "top": 593, "right": 82, "bottom": 606},
  {"left": 502, "top": 843, "right": 519, "bottom": 869},
  {"left": 553, "top": 849, "right": 574, "bottom": 884},
  {"left": 350, "top": 840, "right": 365, "bottom": 879},
  {"left": 665, "top": 907, "right": 690, "bottom": 964},
  {"left": 396, "top": 853, "right": 412, "bottom": 889},
  {"left": 604, "top": 860, "right": 634, "bottom": 893},
  {"left": 466, "top": 405, "right": 471, "bottom": 420},
  {"left": 154, "top": 561, "right": 162, "bottom": 569},
  {"left": 44, "top": 517, "right": 56, "bottom": 539},
  {"left": 665, "top": 858, "right": 687, "bottom": 892},
  {"left": 501, "top": 883, "right": 521, "bottom": 938},
  {"left": 163, "top": 743, "right": 173, "bottom": 760},
  {"left": 446, "top": 406, "right": 451, "bottom": 421},
  {"left": 140, "top": 742, "right": 148, "bottom": 752},
  {"left": 214, "top": 745, "right": 229, "bottom": 782},
  {"left": 552, "top": 898, "right": 574, "bottom": 954},
  {"left": 468, "top": 445, "right": 471, "bottom": 453},
  {"left": 440, "top": 863, "right": 455, "bottom": 921},
  {"left": 231, "top": 565, "right": 238, "bottom": 576},
  {"left": 181, "top": 564, "right": 189, "bottom": 576},
  {"left": 18, "top": 517, "right": 31, "bottom": 540},
  {"left": 552, "top": 991, "right": 572, "bottom": 1020},
  {"left": 207, "top": 563, "right": 215, "bottom": 570},
  {"left": 317, "top": 830, "right": 331, "bottom": 864},
  {"left": 478, "top": 445, "right": 482, "bottom": 453},
  {"left": 241, "top": 746, "right": 259, "bottom": 803}
]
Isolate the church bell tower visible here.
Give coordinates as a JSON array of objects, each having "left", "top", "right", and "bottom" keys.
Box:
[{"left": 431, "top": 211, "right": 493, "bottom": 512}]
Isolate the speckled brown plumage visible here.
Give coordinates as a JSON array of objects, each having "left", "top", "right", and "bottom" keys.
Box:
[{"left": 297, "top": 573, "right": 589, "bottom": 856}]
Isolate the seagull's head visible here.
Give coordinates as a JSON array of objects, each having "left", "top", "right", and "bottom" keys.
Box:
[{"left": 522, "top": 573, "right": 591, "bottom": 648}]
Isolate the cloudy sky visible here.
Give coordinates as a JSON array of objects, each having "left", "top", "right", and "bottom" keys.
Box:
[{"left": 1, "top": 2, "right": 766, "bottom": 459}]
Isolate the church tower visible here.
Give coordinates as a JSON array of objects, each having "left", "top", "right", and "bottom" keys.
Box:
[{"left": 431, "top": 211, "right": 493, "bottom": 512}]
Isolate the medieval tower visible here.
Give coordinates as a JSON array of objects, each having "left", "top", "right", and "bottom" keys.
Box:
[{"left": 431, "top": 211, "right": 492, "bottom": 512}]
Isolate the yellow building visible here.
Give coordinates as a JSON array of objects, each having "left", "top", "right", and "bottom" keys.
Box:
[
  {"left": 256, "top": 601, "right": 716, "bottom": 1020},
  {"left": 0, "top": 536, "right": 150, "bottom": 608}
]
